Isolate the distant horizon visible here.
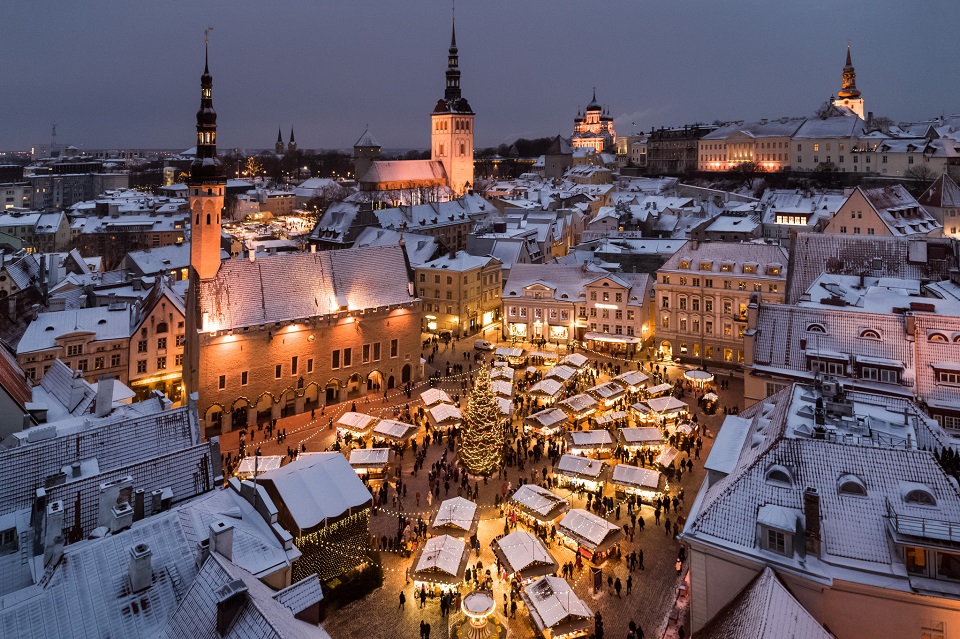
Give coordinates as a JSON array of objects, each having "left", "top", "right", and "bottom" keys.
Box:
[{"left": 4, "top": 1, "right": 959, "bottom": 151}]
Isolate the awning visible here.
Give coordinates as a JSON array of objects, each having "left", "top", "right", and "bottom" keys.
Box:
[{"left": 584, "top": 332, "right": 642, "bottom": 344}]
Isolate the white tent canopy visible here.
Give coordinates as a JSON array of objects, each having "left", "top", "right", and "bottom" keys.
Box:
[
  {"left": 557, "top": 509, "right": 624, "bottom": 552},
  {"left": 529, "top": 378, "right": 564, "bottom": 398},
  {"left": 522, "top": 576, "right": 593, "bottom": 638},
  {"left": 509, "top": 485, "right": 570, "bottom": 522},
  {"left": 412, "top": 534, "right": 469, "bottom": 584},
  {"left": 431, "top": 497, "right": 479, "bottom": 536},
  {"left": 613, "top": 370, "right": 650, "bottom": 391},
  {"left": 336, "top": 411, "right": 377, "bottom": 433},
  {"left": 611, "top": 465, "right": 663, "bottom": 492},
  {"left": 348, "top": 448, "right": 392, "bottom": 468},
  {"left": 560, "top": 353, "right": 589, "bottom": 369},
  {"left": 546, "top": 365, "right": 578, "bottom": 381},
  {"left": 492, "top": 530, "right": 558, "bottom": 579},
  {"left": 656, "top": 446, "right": 680, "bottom": 467},
  {"left": 555, "top": 454, "right": 604, "bottom": 480},
  {"left": 372, "top": 419, "right": 418, "bottom": 442},
  {"left": 420, "top": 388, "right": 453, "bottom": 407},
  {"left": 428, "top": 403, "right": 463, "bottom": 426},
  {"left": 490, "top": 367, "right": 515, "bottom": 381},
  {"left": 236, "top": 455, "right": 283, "bottom": 478}
]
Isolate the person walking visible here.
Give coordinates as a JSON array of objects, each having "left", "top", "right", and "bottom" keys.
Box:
[
  {"left": 419, "top": 585, "right": 427, "bottom": 609},
  {"left": 626, "top": 574, "right": 633, "bottom": 595},
  {"left": 665, "top": 517, "right": 672, "bottom": 537},
  {"left": 424, "top": 623, "right": 431, "bottom": 639},
  {"left": 614, "top": 577, "right": 622, "bottom": 598},
  {"left": 399, "top": 591, "right": 406, "bottom": 610},
  {"left": 420, "top": 620, "right": 426, "bottom": 639},
  {"left": 637, "top": 548, "right": 644, "bottom": 570}
]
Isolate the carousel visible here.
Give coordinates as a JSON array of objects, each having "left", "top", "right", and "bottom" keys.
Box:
[{"left": 451, "top": 590, "right": 507, "bottom": 639}]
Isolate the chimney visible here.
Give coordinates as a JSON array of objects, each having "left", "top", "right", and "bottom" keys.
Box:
[
  {"left": 248, "top": 248, "right": 256, "bottom": 262},
  {"left": 31, "top": 488, "right": 47, "bottom": 557},
  {"left": 216, "top": 579, "right": 249, "bottom": 636},
  {"left": 196, "top": 538, "right": 211, "bottom": 569},
  {"left": 133, "top": 488, "right": 146, "bottom": 521},
  {"left": 310, "top": 243, "right": 316, "bottom": 253},
  {"left": 110, "top": 502, "right": 134, "bottom": 534},
  {"left": 803, "top": 488, "right": 821, "bottom": 556},
  {"left": 95, "top": 374, "right": 114, "bottom": 418},
  {"left": 70, "top": 461, "right": 82, "bottom": 478},
  {"left": 209, "top": 520, "right": 234, "bottom": 561},
  {"left": 43, "top": 500, "right": 65, "bottom": 568},
  {"left": 68, "top": 374, "right": 87, "bottom": 412},
  {"left": 128, "top": 543, "right": 153, "bottom": 592}
]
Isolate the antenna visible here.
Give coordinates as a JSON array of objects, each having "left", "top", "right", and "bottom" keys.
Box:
[{"left": 50, "top": 122, "right": 57, "bottom": 157}]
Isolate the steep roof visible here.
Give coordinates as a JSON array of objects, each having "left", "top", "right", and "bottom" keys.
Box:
[
  {"left": 197, "top": 244, "right": 414, "bottom": 330},
  {"left": 0, "top": 342, "right": 30, "bottom": 411},
  {"left": 919, "top": 173, "right": 960, "bottom": 208},
  {"left": 18, "top": 304, "right": 133, "bottom": 354},
  {"left": 359, "top": 160, "right": 446, "bottom": 186},
  {"left": 353, "top": 127, "right": 380, "bottom": 148}
]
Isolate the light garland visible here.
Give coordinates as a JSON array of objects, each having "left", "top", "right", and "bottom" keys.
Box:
[{"left": 293, "top": 509, "right": 372, "bottom": 582}]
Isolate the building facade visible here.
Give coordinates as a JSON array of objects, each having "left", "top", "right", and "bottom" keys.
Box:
[
  {"left": 646, "top": 125, "right": 716, "bottom": 175},
  {"left": 572, "top": 90, "right": 616, "bottom": 153},
  {"left": 655, "top": 241, "right": 788, "bottom": 366},
  {"left": 417, "top": 251, "right": 502, "bottom": 338}
]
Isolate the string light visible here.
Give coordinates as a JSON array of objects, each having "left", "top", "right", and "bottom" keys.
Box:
[{"left": 459, "top": 368, "right": 506, "bottom": 476}]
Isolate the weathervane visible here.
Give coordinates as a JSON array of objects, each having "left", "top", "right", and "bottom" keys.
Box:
[{"left": 204, "top": 26, "right": 214, "bottom": 43}]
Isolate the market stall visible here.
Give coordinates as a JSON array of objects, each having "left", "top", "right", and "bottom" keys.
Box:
[
  {"left": 560, "top": 353, "right": 589, "bottom": 369},
  {"left": 348, "top": 448, "right": 393, "bottom": 481},
  {"left": 702, "top": 391, "right": 719, "bottom": 414},
  {"left": 529, "top": 378, "right": 564, "bottom": 402},
  {"left": 336, "top": 411, "right": 378, "bottom": 438},
  {"left": 235, "top": 454, "right": 283, "bottom": 479},
  {"left": 498, "top": 397, "right": 515, "bottom": 418},
  {"left": 594, "top": 411, "right": 628, "bottom": 429},
  {"left": 428, "top": 403, "right": 464, "bottom": 429},
  {"left": 546, "top": 365, "right": 578, "bottom": 382},
  {"left": 524, "top": 407, "right": 569, "bottom": 437},
  {"left": 490, "top": 366, "right": 515, "bottom": 382},
  {"left": 430, "top": 496, "right": 479, "bottom": 538},
  {"left": 558, "top": 394, "right": 599, "bottom": 422},
  {"left": 554, "top": 454, "right": 605, "bottom": 491},
  {"left": 631, "top": 396, "right": 688, "bottom": 425},
  {"left": 555, "top": 509, "right": 624, "bottom": 564},
  {"left": 611, "top": 464, "right": 665, "bottom": 500},
  {"left": 521, "top": 576, "right": 593, "bottom": 639},
  {"left": 410, "top": 534, "right": 470, "bottom": 593},
  {"left": 617, "top": 427, "right": 666, "bottom": 453},
  {"left": 495, "top": 347, "right": 525, "bottom": 365},
  {"left": 371, "top": 419, "right": 418, "bottom": 444},
  {"left": 508, "top": 484, "right": 571, "bottom": 526},
  {"left": 421, "top": 387, "right": 453, "bottom": 408},
  {"left": 492, "top": 530, "right": 558, "bottom": 583},
  {"left": 645, "top": 383, "right": 673, "bottom": 397},
  {"left": 585, "top": 382, "right": 626, "bottom": 407},
  {"left": 527, "top": 351, "right": 559, "bottom": 365},
  {"left": 655, "top": 445, "right": 681, "bottom": 471},
  {"left": 565, "top": 430, "right": 615, "bottom": 459},
  {"left": 612, "top": 370, "right": 650, "bottom": 393},
  {"left": 491, "top": 380, "right": 514, "bottom": 398},
  {"left": 683, "top": 368, "right": 714, "bottom": 388}
]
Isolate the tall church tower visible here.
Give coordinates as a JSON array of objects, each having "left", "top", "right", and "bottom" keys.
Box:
[
  {"left": 430, "top": 17, "right": 474, "bottom": 196},
  {"left": 836, "top": 44, "right": 864, "bottom": 119},
  {"left": 288, "top": 127, "right": 297, "bottom": 153},
  {"left": 188, "top": 42, "right": 225, "bottom": 282},
  {"left": 275, "top": 127, "right": 285, "bottom": 155}
]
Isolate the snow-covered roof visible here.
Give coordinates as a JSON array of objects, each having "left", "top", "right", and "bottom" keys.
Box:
[
  {"left": 491, "top": 379, "right": 513, "bottom": 397},
  {"left": 372, "top": 419, "right": 417, "bottom": 442},
  {"left": 124, "top": 243, "right": 191, "bottom": 276},
  {"left": 640, "top": 396, "right": 688, "bottom": 413},
  {"left": 428, "top": 403, "right": 463, "bottom": 424},
  {"left": 558, "top": 393, "right": 598, "bottom": 416},
  {"left": 529, "top": 378, "right": 564, "bottom": 398},
  {"left": 568, "top": 430, "right": 614, "bottom": 448},
  {"left": 360, "top": 160, "right": 446, "bottom": 187},
  {"left": 236, "top": 455, "right": 284, "bottom": 476},
  {"left": 555, "top": 454, "right": 604, "bottom": 480},
  {"left": 348, "top": 447, "right": 391, "bottom": 467},
  {"left": 492, "top": 530, "right": 557, "bottom": 578},
  {"left": 557, "top": 509, "right": 623, "bottom": 550},
  {"left": 353, "top": 127, "right": 380, "bottom": 148},
  {"left": 509, "top": 485, "right": 570, "bottom": 521},
  {"left": 420, "top": 387, "right": 452, "bottom": 407},
  {"left": 546, "top": 365, "right": 578, "bottom": 381},
  {"left": 19, "top": 304, "right": 133, "bottom": 354},
  {"left": 431, "top": 497, "right": 478, "bottom": 535},
  {"left": 412, "top": 534, "right": 468, "bottom": 581},
  {"left": 612, "top": 370, "right": 650, "bottom": 390},
  {"left": 704, "top": 416, "right": 752, "bottom": 476},
  {"left": 336, "top": 411, "right": 377, "bottom": 433},
  {"left": 611, "top": 465, "right": 663, "bottom": 491},
  {"left": 586, "top": 381, "right": 625, "bottom": 401},
  {"left": 522, "top": 576, "right": 592, "bottom": 635},
  {"left": 560, "top": 353, "right": 589, "bottom": 368},
  {"left": 352, "top": 226, "right": 438, "bottom": 267},
  {"left": 258, "top": 453, "right": 371, "bottom": 532},
  {"left": 525, "top": 407, "right": 568, "bottom": 429},
  {"left": 618, "top": 427, "right": 665, "bottom": 445}
]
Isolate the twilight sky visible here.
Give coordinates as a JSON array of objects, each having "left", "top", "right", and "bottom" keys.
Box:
[{"left": 4, "top": 0, "right": 959, "bottom": 153}]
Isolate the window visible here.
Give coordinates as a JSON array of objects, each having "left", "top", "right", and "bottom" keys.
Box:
[
  {"left": 76, "top": 359, "right": 88, "bottom": 372},
  {"left": 111, "top": 354, "right": 121, "bottom": 367},
  {"left": 661, "top": 275, "right": 670, "bottom": 284},
  {"left": 176, "top": 334, "right": 185, "bottom": 347},
  {"left": 138, "top": 340, "right": 147, "bottom": 353},
  {"left": 156, "top": 322, "right": 168, "bottom": 334},
  {"left": 590, "top": 292, "right": 597, "bottom": 301},
  {"left": 627, "top": 310, "right": 635, "bottom": 321},
  {"left": 906, "top": 489, "right": 936, "bottom": 506},
  {"left": 95, "top": 357, "right": 104, "bottom": 370},
  {"left": 373, "top": 343, "right": 381, "bottom": 361},
  {"left": 291, "top": 356, "right": 298, "bottom": 375},
  {"left": 332, "top": 351, "right": 340, "bottom": 369},
  {"left": 838, "top": 477, "right": 867, "bottom": 496},
  {"left": 705, "top": 321, "right": 713, "bottom": 334},
  {"left": 679, "top": 297, "right": 687, "bottom": 310},
  {"left": 390, "top": 339, "right": 398, "bottom": 358},
  {"left": 343, "top": 348, "right": 352, "bottom": 367},
  {"left": 766, "top": 528, "right": 786, "bottom": 554},
  {"left": 363, "top": 344, "right": 371, "bottom": 363},
  {"left": 307, "top": 358, "right": 314, "bottom": 373},
  {"left": 137, "top": 360, "right": 147, "bottom": 374},
  {"left": 218, "top": 375, "right": 225, "bottom": 389},
  {"left": 615, "top": 293, "right": 622, "bottom": 303},
  {"left": 661, "top": 296, "right": 670, "bottom": 309},
  {"left": 157, "top": 337, "right": 167, "bottom": 351},
  {"left": 509, "top": 306, "right": 517, "bottom": 317},
  {"left": 67, "top": 344, "right": 83, "bottom": 357},
  {"left": 705, "top": 299, "right": 713, "bottom": 312},
  {"left": 661, "top": 315, "right": 670, "bottom": 329}
]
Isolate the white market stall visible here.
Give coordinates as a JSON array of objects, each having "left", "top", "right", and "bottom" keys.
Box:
[
  {"left": 420, "top": 387, "right": 453, "bottom": 407},
  {"left": 491, "top": 380, "right": 514, "bottom": 398},
  {"left": 236, "top": 454, "right": 283, "bottom": 479},
  {"left": 492, "top": 530, "right": 558, "bottom": 582},
  {"left": 565, "top": 430, "right": 615, "bottom": 459},
  {"left": 558, "top": 394, "right": 599, "bottom": 422},
  {"left": 495, "top": 346, "right": 525, "bottom": 365},
  {"left": 556, "top": 509, "right": 624, "bottom": 564},
  {"left": 524, "top": 407, "right": 569, "bottom": 437},
  {"left": 527, "top": 351, "right": 559, "bottom": 365},
  {"left": 611, "top": 464, "right": 665, "bottom": 500},
  {"left": 410, "top": 534, "right": 470, "bottom": 591},
  {"left": 509, "top": 484, "right": 571, "bottom": 526},
  {"left": 336, "top": 411, "right": 378, "bottom": 437},
  {"left": 348, "top": 447, "right": 393, "bottom": 481},
  {"left": 631, "top": 396, "right": 688, "bottom": 424},
  {"left": 546, "top": 365, "right": 578, "bottom": 382},
  {"left": 586, "top": 382, "right": 626, "bottom": 407},
  {"left": 529, "top": 378, "right": 564, "bottom": 401},
  {"left": 655, "top": 445, "right": 681, "bottom": 470},
  {"left": 430, "top": 496, "right": 479, "bottom": 538},
  {"left": 684, "top": 369, "right": 715, "bottom": 388},
  {"left": 646, "top": 383, "right": 673, "bottom": 397},
  {"left": 618, "top": 427, "right": 666, "bottom": 452},
  {"left": 612, "top": 370, "right": 650, "bottom": 393},
  {"left": 554, "top": 454, "right": 605, "bottom": 491},
  {"left": 428, "top": 403, "right": 463, "bottom": 429},
  {"left": 560, "top": 353, "right": 589, "bottom": 369},
  {"left": 372, "top": 419, "right": 418, "bottom": 444},
  {"left": 594, "top": 411, "right": 628, "bottom": 429},
  {"left": 490, "top": 367, "right": 515, "bottom": 382},
  {"left": 498, "top": 397, "right": 515, "bottom": 418},
  {"left": 522, "top": 576, "right": 593, "bottom": 639}
]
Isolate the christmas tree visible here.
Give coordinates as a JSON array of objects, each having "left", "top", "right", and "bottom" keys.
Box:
[{"left": 459, "top": 367, "right": 506, "bottom": 476}]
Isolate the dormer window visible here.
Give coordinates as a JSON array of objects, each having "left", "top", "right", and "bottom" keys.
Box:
[
  {"left": 699, "top": 262, "right": 712, "bottom": 271},
  {"left": 766, "top": 265, "right": 782, "bottom": 276},
  {"left": 838, "top": 474, "right": 867, "bottom": 497},
  {"left": 679, "top": 260, "right": 690, "bottom": 269},
  {"left": 765, "top": 465, "right": 793, "bottom": 487},
  {"left": 720, "top": 263, "right": 733, "bottom": 272},
  {"left": 806, "top": 323, "right": 827, "bottom": 334},
  {"left": 906, "top": 488, "right": 936, "bottom": 506},
  {"left": 743, "top": 264, "right": 757, "bottom": 274}
]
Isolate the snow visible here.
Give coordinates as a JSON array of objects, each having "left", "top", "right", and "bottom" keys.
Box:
[
  {"left": 556, "top": 454, "right": 604, "bottom": 479},
  {"left": 618, "top": 427, "right": 665, "bottom": 446},
  {"left": 641, "top": 396, "right": 688, "bottom": 413},
  {"left": 530, "top": 378, "right": 564, "bottom": 397},
  {"left": 428, "top": 403, "right": 463, "bottom": 425},
  {"left": 336, "top": 412, "right": 377, "bottom": 433},
  {"left": 655, "top": 446, "right": 680, "bottom": 467},
  {"left": 757, "top": 504, "right": 799, "bottom": 531},
  {"left": 493, "top": 530, "right": 557, "bottom": 576},
  {"left": 559, "top": 393, "right": 598, "bottom": 416},
  {"left": 568, "top": 430, "right": 614, "bottom": 448},
  {"left": 348, "top": 448, "right": 391, "bottom": 467},
  {"left": 612, "top": 370, "right": 650, "bottom": 390},
  {"left": 509, "top": 485, "right": 570, "bottom": 520},
  {"left": 560, "top": 353, "right": 589, "bottom": 368},
  {"left": 236, "top": 455, "right": 284, "bottom": 477},
  {"left": 611, "top": 465, "right": 663, "bottom": 491},
  {"left": 413, "top": 535, "right": 468, "bottom": 579},
  {"left": 372, "top": 420, "right": 418, "bottom": 441},
  {"left": 431, "top": 497, "right": 478, "bottom": 534},
  {"left": 525, "top": 407, "right": 568, "bottom": 430},
  {"left": 420, "top": 388, "right": 453, "bottom": 407},
  {"left": 557, "top": 509, "right": 623, "bottom": 549},
  {"left": 646, "top": 383, "right": 674, "bottom": 395}
]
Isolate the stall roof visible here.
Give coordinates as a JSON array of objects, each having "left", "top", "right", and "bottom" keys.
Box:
[
  {"left": 530, "top": 378, "right": 564, "bottom": 397},
  {"left": 646, "top": 383, "right": 674, "bottom": 396},
  {"left": 587, "top": 382, "right": 626, "bottom": 401},
  {"left": 236, "top": 455, "right": 284, "bottom": 477},
  {"left": 336, "top": 412, "right": 377, "bottom": 432},
  {"left": 559, "top": 393, "right": 599, "bottom": 415},
  {"left": 348, "top": 448, "right": 392, "bottom": 468},
  {"left": 560, "top": 353, "right": 589, "bottom": 369},
  {"left": 491, "top": 380, "right": 514, "bottom": 397},
  {"left": 642, "top": 396, "right": 688, "bottom": 413},
  {"left": 568, "top": 430, "right": 614, "bottom": 448},
  {"left": 412, "top": 535, "right": 469, "bottom": 581},
  {"left": 546, "top": 365, "right": 578, "bottom": 381},
  {"left": 420, "top": 388, "right": 452, "bottom": 407},
  {"left": 655, "top": 446, "right": 680, "bottom": 467},
  {"left": 495, "top": 346, "right": 524, "bottom": 358},
  {"left": 611, "top": 465, "right": 663, "bottom": 491},
  {"left": 431, "top": 497, "right": 479, "bottom": 535},
  {"left": 618, "top": 427, "right": 665, "bottom": 445},
  {"left": 613, "top": 370, "right": 650, "bottom": 390},
  {"left": 557, "top": 509, "right": 624, "bottom": 550},
  {"left": 497, "top": 397, "right": 514, "bottom": 417},
  {"left": 510, "top": 485, "right": 570, "bottom": 521},
  {"left": 493, "top": 530, "right": 558, "bottom": 578},
  {"left": 556, "top": 454, "right": 605, "bottom": 479},
  {"left": 372, "top": 419, "right": 418, "bottom": 441},
  {"left": 523, "top": 577, "right": 593, "bottom": 636},
  {"left": 490, "top": 367, "right": 515, "bottom": 381},
  {"left": 429, "top": 403, "right": 463, "bottom": 424},
  {"left": 595, "top": 410, "right": 628, "bottom": 425}
]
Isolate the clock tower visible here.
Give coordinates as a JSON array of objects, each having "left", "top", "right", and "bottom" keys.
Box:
[{"left": 431, "top": 17, "right": 474, "bottom": 196}]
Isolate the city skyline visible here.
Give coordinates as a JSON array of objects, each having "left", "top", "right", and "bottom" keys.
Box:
[{"left": 3, "top": 0, "right": 960, "bottom": 152}]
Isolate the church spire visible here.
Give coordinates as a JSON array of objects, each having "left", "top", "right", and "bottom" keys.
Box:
[
  {"left": 444, "top": 13, "right": 461, "bottom": 102},
  {"left": 837, "top": 44, "right": 860, "bottom": 99},
  {"left": 190, "top": 35, "right": 223, "bottom": 184}
]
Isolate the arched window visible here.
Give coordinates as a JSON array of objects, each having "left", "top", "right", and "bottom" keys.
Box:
[
  {"left": 765, "top": 465, "right": 793, "bottom": 486},
  {"left": 156, "top": 322, "right": 168, "bottom": 334},
  {"left": 929, "top": 333, "right": 948, "bottom": 342},
  {"left": 859, "top": 329, "right": 881, "bottom": 340},
  {"left": 806, "top": 323, "right": 826, "bottom": 333},
  {"left": 206, "top": 214, "right": 211, "bottom": 225},
  {"left": 196, "top": 214, "right": 200, "bottom": 225},
  {"left": 906, "top": 489, "right": 936, "bottom": 506},
  {"left": 838, "top": 475, "right": 867, "bottom": 496}
]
